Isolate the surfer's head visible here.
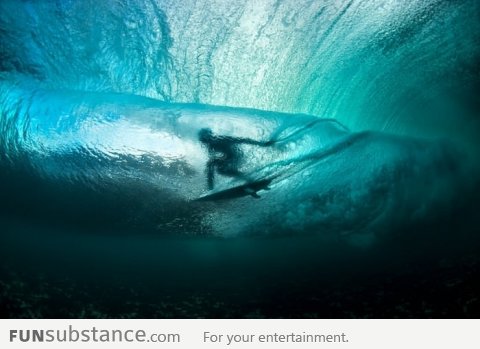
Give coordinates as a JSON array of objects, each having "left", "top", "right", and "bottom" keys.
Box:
[{"left": 198, "top": 128, "right": 213, "bottom": 143}]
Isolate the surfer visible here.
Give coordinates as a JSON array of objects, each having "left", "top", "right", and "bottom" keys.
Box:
[{"left": 199, "top": 128, "right": 273, "bottom": 190}]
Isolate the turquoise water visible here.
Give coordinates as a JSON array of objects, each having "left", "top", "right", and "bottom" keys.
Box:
[
  {"left": 0, "top": 0, "right": 479, "bottom": 318},
  {"left": 1, "top": 0, "right": 479, "bottom": 144}
]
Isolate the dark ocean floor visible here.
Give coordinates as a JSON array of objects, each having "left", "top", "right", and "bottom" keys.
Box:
[
  {"left": 1, "top": 216, "right": 479, "bottom": 318},
  {"left": 0, "top": 252, "right": 479, "bottom": 318}
]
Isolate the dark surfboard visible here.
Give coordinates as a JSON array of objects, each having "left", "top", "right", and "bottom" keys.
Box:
[{"left": 194, "top": 177, "right": 274, "bottom": 202}]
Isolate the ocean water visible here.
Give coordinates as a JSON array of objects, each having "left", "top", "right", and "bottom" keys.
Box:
[{"left": 0, "top": 0, "right": 479, "bottom": 318}]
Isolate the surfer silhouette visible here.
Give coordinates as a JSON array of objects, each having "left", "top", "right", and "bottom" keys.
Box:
[{"left": 199, "top": 128, "right": 273, "bottom": 190}]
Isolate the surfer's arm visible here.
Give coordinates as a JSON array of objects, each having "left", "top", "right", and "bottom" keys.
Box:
[{"left": 235, "top": 138, "right": 274, "bottom": 147}]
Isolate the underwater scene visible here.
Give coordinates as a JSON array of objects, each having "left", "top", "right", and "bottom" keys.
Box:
[{"left": 0, "top": 0, "right": 479, "bottom": 318}]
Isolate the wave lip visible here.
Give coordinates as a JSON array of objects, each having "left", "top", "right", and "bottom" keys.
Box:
[{"left": 2, "top": 0, "right": 479, "bottom": 145}]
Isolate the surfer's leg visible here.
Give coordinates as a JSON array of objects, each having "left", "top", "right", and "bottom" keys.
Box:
[
  {"left": 206, "top": 159, "right": 216, "bottom": 190},
  {"left": 222, "top": 169, "right": 253, "bottom": 184},
  {"left": 218, "top": 162, "right": 252, "bottom": 182},
  {"left": 218, "top": 162, "right": 241, "bottom": 177}
]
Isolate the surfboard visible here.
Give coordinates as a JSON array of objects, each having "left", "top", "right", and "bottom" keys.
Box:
[{"left": 194, "top": 177, "right": 275, "bottom": 202}]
